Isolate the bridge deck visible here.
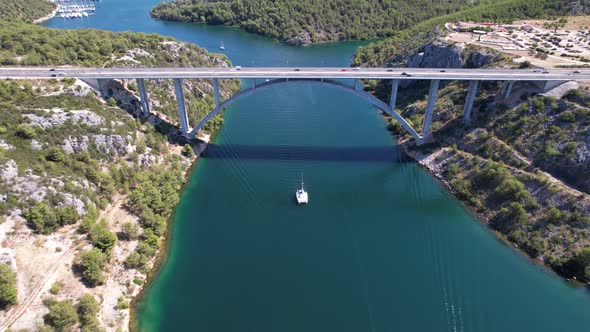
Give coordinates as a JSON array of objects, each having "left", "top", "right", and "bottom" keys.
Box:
[{"left": 0, "top": 67, "right": 589, "bottom": 81}]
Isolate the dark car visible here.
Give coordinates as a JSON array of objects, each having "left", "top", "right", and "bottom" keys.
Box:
[
  {"left": 574, "top": 70, "right": 581, "bottom": 74},
  {"left": 341, "top": 68, "right": 347, "bottom": 72},
  {"left": 50, "top": 74, "right": 57, "bottom": 77},
  {"left": 294, "top": 68, "right": 300, "bottom": 71},
  {"left": 49, "top": 68, "right": 56, "bottom": 71},
  {"left": 387, "top": 69, "right": 393, "bottom": 72},
  {"left": 401, "top": 72, "right": 411, "bottom": 76},
  {"left": 440, "top": 69, "right": 446, "bottom": 72}
]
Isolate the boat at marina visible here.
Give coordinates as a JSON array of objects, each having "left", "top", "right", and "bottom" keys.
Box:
[{"left": 295, "top": 176, "right": 308, "bottom": 204}]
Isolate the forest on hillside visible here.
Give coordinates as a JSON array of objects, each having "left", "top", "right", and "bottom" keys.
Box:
[
  {"left": 0, "top": 0, "right": 55, "bottom": 22},
  {"left": 150, "top": 0, "right": 474, "bottom": 45}
]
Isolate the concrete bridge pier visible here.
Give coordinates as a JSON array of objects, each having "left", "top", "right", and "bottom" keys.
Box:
[
  {"left": 420, "top": 79, "right": 440, "bottom": 145},
  {"left": 463, "top": 80, "right": 479, "bottom": 125},
  {"left": 213, "top": 78, "right": 221, "bottom": 108},
  {"left": 500, "top": 81, "right": 508, "bottom": 95},
  {"left": 390, "top": 79, "right": 399, "bottom": 111},
  {"left": 173, "top": 78, "right": 190, "bottom": 136},
  {"left": 136, "top": 78, "right": 150, "bottom": 117},
  {"left": 354, "top": 79, "right": 363, "bottom": 92},
  {"left": 504, "top": 81, "right": 514, "bottom": 98}
]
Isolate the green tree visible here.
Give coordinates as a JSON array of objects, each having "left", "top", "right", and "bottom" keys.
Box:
[
  {"left": 79, "top": 248, "right": 106, "bottom": 286},
  {"left": 121, "top": 221, "right": 140, "bottom": 240},
  {"left": 23, "top": 203, "right": 58, "bottom": 234},
  {"left": 0, "top": 264, "right": 17, "bottom": 309},
  {"left": 43, "top": 300, "right": 78, "bottom": 331},
  {"left": 56, "top": 206, "right": 78, "bottom": 226},
  {"left": 182, "top": 144, "right": 195, "bottom": 158},
  {"left": 77, "top": 294, "right": 101, "bottom": 329},
  {"left": 90, "top": 222, "right": 117, "bottom": 253},
  {"left": 124, "top": 252, "right": 145, "bottom": 270}
]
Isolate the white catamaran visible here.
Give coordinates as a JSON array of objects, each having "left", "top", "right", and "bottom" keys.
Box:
[{"left": 295, "top": 176, "right": 308, "bottom": 204}]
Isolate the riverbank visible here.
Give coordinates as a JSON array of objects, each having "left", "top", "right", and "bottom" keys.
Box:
[
  {"left": 399, "top": 128, "right": 590, "bottom": 283},
  {"left": 128, "top": 141, "right": 203, "bottom": 332}
]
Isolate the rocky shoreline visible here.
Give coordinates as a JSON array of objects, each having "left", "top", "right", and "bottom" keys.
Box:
[{"left": 32, "top": 7, "right": 58, "bottom": 24}]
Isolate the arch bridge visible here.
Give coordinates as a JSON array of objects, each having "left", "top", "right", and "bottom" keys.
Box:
[{"left": 0, "top": 66, "right": 585, "bottom": 144}]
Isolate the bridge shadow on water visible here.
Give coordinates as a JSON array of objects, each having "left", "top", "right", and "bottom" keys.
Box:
[{"left": 202, "top": 144, "right": 409, "bottom": 163}]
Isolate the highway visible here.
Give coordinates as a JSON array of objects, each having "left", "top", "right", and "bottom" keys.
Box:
[{"left": 0, "top": 66, "right": 589, "bottom": 81}]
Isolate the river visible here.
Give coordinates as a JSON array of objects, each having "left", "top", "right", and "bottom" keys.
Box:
[{"left": 44, "top": 2, "right": 590, "bottom": 331}]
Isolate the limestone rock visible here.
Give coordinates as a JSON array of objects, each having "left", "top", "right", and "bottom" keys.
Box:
[
  {"left": 62, "top": 136, "right": 90, "bottom": 154},
  {"left": 0, "top": 139, "right": 14, "bottom": 150},
  {"left": 466, "top": 50, "right": 496, "bottom": 68},
  {"left": 24, "top": 109, "right": 104, "bottom": 129},
  {"left": 30, "top": 140, "right": 43, "bottom": 150},
  {"left": 577, "top": 144, "right": 590, "bottom": 163},
  {"left": 285, "top": 31, "right": 312, "bottom": 46},
  {"left": 92, "top": 134, "right": 130, "bottom": 156},
  {"left": 61, "top": 193, "right": 87, "bottom": 216},
  {"left": 406, "top": 41, "right": 464, "bottom": 69},
  {"left": 1, "top": 160, "right": 18, "bottom": 181}
]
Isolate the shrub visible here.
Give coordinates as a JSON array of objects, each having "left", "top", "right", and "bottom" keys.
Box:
[
  {"left": 547, "top": 125, "right": 560, "bottom": 135},
  {"left": 116, "top": 296, "right": 129, "bottom": 310},
  {"left": 182, "top": 144, "right": 195, "bottom": 158},
  {"left": 494, "top": 201, "right": 527, "bottom": 233},
  {"left": 46, "top": 146, "right": 65, "bottom": 163},
  {"left": 0, "top": 264, "right": 17, "bottom": 309},
  {"left": 562, "top": 142, "right": 577, "bottom": 156},
  {"left": 49, "top": 281, "right": 63, "bottom": 295},
  {"left": 121, "top": 221, "right": 140, "bottom": 240},
  {"left": 445, "top": 162, "right": 460, "bottom": 178},
  {"left": 15, "top": 124, "right": 36, "bottom": 139},
  {"left": 124, "top": 252, "right": 145, "bottom": 270},
  {"left": 518, "top": 60, "right": 532, "bottom": 69},
  {"left": 495, "top": 178, "right": 527, "bottom": 202},
  {"left": 559, "top": 110, "right": 576, "bottom": 122},
  {"left": 136, "top": 242, "right": 155, "bottom": 257},
  {"left": 565, "top": 89, "right": 582, "bottom": 98},
  {"left": 532, "top": 98, "right": 546, "bottom": 111}
]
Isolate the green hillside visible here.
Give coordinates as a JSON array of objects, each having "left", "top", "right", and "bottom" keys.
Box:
[{"left": 150, "top": 0, "right": 474, "bottom": 45}]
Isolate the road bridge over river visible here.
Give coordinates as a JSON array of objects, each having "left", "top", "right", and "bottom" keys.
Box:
[{"left": 1, "top": 67, "right": 588, "bottom": 144}]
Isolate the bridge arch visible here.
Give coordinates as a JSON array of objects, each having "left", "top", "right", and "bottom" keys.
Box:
[{"left": 188, "top": 78, "right": 420, "bottom": 140}]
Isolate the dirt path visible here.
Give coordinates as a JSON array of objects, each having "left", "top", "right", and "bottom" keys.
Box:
[{"left": 0, "top": 246, "right": 77, "bottom": 331}]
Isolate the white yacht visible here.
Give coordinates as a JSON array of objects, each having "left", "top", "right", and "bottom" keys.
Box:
[
  {"left": 219, "top": 41, "right": 225, "bottom": 50},
  {"left": 295, "top": 177, "right": 308, "bottom": 204}
]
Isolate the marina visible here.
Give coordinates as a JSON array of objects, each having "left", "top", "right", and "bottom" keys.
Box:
[{"left": 52, "top": 0, "right": 97, "bottom": 19}]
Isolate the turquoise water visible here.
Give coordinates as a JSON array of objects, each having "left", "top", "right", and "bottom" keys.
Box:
[{"left": 45, "top": 2, "right": 590, "bottom": 331}]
